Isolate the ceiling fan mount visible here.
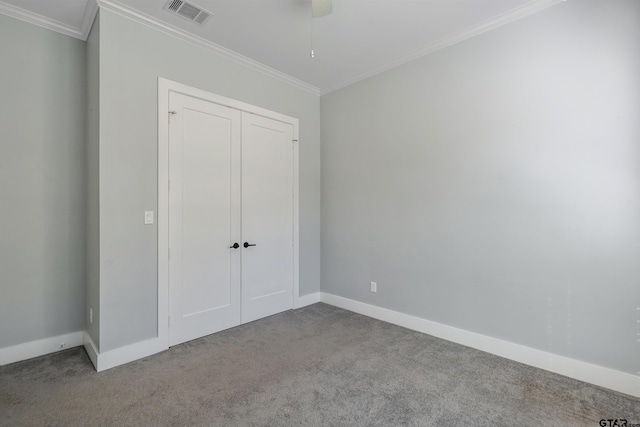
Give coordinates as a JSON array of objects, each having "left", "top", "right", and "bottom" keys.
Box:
[{"left": 312, "top": 0, "right": 333, "bottom": 18}]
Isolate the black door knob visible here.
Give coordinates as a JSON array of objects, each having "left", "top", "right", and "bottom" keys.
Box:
[
  {"left": 243, "top": 242, "right": 257, "bottom": 248},
  {"left": 230, "top": 243, "right": 239, "bottom": 249}
]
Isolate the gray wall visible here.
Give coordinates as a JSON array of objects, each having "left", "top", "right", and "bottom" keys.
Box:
[
  {"left": 86, "top": 13, "right": 100, "bottom": 349},
  {"left": 321, "top": 0, "right": 640, "bottom": 375},
  {"left": 97, "top": 10, "right": 321, "bottom": 352},
  {"left": 0, "top": 14, "right": 86, "bottom": 347}
]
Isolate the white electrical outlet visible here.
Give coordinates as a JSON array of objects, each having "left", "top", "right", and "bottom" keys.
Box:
[
  {"left": 89, "top": 308, "right": 93, "bottom": 324},
  {"left": 370, "top": 281, "right": 377, "bottom": 293}
]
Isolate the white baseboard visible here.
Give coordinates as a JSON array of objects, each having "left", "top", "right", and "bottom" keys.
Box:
[
  {"left": 8, "top": 295, "right": 635, "bottom": 398},
  {"left": 0, "top": 331, "right": 84, "bottom": 366},
  {"left": 88, "top": 337, "right": 166, "bottom": 372},
  {"left": 295, "top": 292, "right": 321, "bottom": 309},
  {"left": 82, "top": 292, "right": 321, "bottom": 372},
  {"left": 83, "top": 332, "right": 99, "bottom": 369},
  {"left": 320, "top": 292, "right": 640, "bottom": 398}
]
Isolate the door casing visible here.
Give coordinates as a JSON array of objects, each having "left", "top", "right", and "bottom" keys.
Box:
[{"left": 158, "top": 78, "right": 300, "bottom": 350}]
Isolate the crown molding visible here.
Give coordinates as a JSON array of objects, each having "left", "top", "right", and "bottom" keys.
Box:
[
  {"left": 321, "top": 0, "right": 566, "bottom": 95},
  {"left": 1, "top": 0, "right": 562, "bottom": 96},
  {"left": 0, "top": 0, "right": 97, "bottom": 41},
  {"left": 96, "top": 0, "right": 321, "bottom": 97},
  {"left": 80, "top": 0, "right": 99, "bottom": 39}
]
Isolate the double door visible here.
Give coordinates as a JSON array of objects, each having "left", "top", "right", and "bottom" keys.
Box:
[{"left": 168, "top": 92, "right": 294, "bottom": 346}]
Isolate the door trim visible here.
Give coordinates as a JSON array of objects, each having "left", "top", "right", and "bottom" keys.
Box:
[{"left": 158, "top": 78, "right": 300, "bottom": 350}]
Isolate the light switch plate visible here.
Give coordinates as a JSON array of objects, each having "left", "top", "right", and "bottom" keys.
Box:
[{"left": 144, "top": 211, "right": 154, "bottom": 225}]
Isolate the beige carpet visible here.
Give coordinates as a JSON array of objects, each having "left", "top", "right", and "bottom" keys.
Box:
[{"left": 1, "top": 303, "right": 639, "bottom": 426}]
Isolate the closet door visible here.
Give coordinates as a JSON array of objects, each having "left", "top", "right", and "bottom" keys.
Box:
[
  {"left": 168, "top": 92, "right": 241, "bottom": 346},
  {"left": 241, "top": 112, "right": 294, "bottom": 323}
]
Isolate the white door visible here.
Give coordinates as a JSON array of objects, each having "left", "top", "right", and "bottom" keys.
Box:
[
  {"left": 167, "top": 94, "right": 295, "bottom": 345},
  {"left": 241, "top": 112, "right": 294, "bottom": 323},
  {"left": 168, "top": 92, "right": 242, "bottom": 346}
]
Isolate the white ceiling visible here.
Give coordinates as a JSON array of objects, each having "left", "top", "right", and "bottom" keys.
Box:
[{"left": 0, "top": 0, "right": 562, "bottom": 94}]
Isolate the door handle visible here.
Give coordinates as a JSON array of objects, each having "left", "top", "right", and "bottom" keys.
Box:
[
  {"left": 230, "top": 243, "right": 240, "bottom": 249},
  {"left": 243, "top": 242, "right": 257, "bottom": 248}
]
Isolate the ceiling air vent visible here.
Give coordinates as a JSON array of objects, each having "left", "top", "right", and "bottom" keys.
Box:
[{"left": 164, "top": 0, "right": 212, "bottom": 25}]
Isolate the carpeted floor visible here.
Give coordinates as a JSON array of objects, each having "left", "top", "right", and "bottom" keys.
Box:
[{"left": 1, "top": 303, "right": 638, "bottom": 426}]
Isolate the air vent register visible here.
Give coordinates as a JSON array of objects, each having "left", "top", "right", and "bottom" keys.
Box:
[{"left": 164, "top": 0, "right": 212, "bottom": 25}]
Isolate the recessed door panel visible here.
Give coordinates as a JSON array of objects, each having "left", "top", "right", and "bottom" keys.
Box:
[
  {"left": 241, "top": 112, "right": 294, "bottom": 323},
  {"left": 168, "top": 92, "right": 241, "bottom": 346}
]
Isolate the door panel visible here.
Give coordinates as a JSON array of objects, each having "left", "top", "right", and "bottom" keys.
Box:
[
  {"left": 168, "top": 92, "right": 241, "bottom": 346},
  {"left": 241, "top": 112, "right": 294, "bottom": 323}
]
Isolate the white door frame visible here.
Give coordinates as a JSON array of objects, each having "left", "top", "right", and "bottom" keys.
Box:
[{"left": 158, "top": 77, "right": 300, "bottom": 349}]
